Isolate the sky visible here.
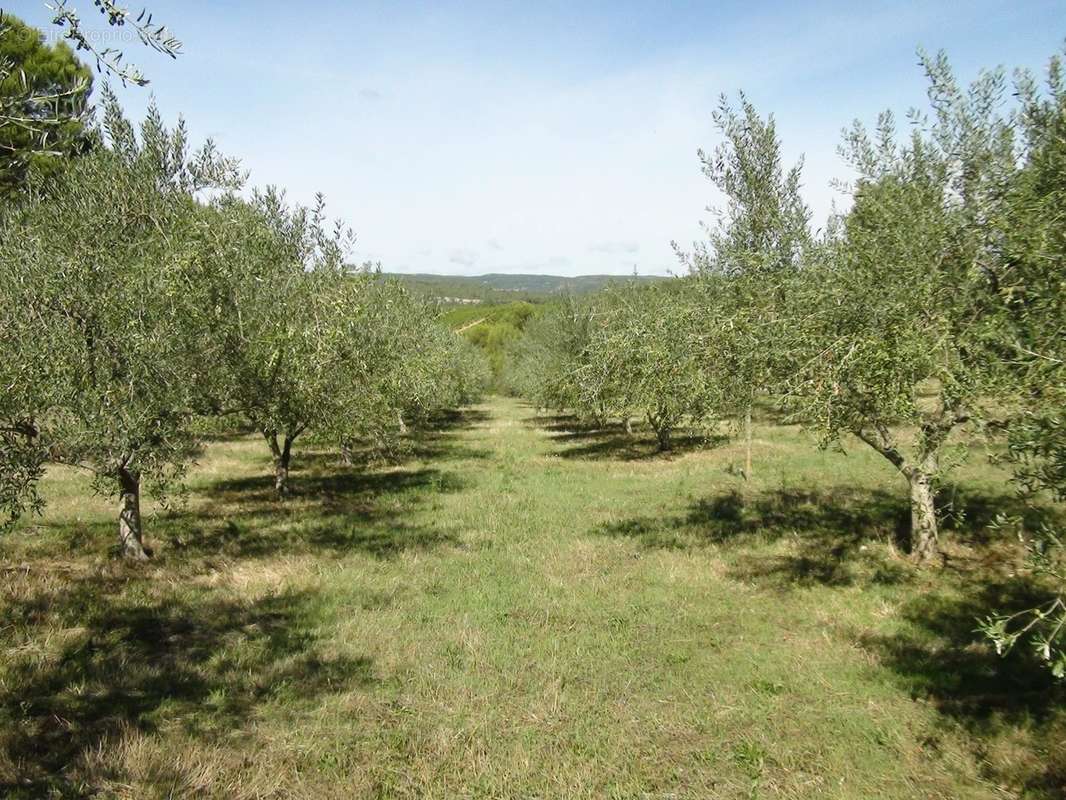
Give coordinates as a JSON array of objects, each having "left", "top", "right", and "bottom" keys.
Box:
[{"left": 13, "top": 0, "right": 1066, "bottom": 276}]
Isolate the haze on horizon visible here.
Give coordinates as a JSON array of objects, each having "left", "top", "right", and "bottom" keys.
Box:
[{"left": 16, "top": 0, "right": 1063, "bottom": 277}]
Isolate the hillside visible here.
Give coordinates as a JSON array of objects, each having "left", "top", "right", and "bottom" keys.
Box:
[{"left": 441, "top": 301, "right": 541, "bottom": 382}]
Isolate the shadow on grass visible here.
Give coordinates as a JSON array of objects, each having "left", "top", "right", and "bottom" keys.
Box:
[
  {"left": 167, "top": 460, "right": 468, "bottom": 560},
  {"left": 164, "top": 407, "right": 492, "bottom": 561},
  {"left": 526, "top": 413, "right": 723, "bottom": 461},
  {"left": 937, "top": 483, "right": 1063, "bottom": 546},
  {"left": 597, "top": 485, "right": 1063, "bottom": 588},
  {"left": 0, "top": 578, "right": 374, "bottom": 798},
  {"left": 861, "top": 579, "right": 1066, "bottom": 797},
  {"left": 417, "top": 406, "right": 492, "bottom": 432},
  {"left": 599, "top": 483, "right": 1065, "bottom": 795},
  {"left": 392, "top": 407, "right": 494, "bottom": 465},
  {"left": 0, "top": 409, "right": 492, "bottom": 795},
  {"left": 26, "top": 458, "right": 469, "bottom": 563},
  {"left": 274, "top": 407, "right": 495, "bottom": 471},
  {"left": 598, "top": 487, "right": 914, "bottom": 587}
]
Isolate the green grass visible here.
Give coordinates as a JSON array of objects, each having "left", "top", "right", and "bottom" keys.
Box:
[{"left": 1, "top": 397, "right": 1063, "bottom": 798}]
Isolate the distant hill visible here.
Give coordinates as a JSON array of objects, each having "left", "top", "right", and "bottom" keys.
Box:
[{"left": 386, "top": 272, "right": 668, "bottom": 303}]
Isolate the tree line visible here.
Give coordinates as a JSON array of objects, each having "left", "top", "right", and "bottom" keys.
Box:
[
  {"left": 0, "top": 80, "right": 489, "bottom": 560},
  {"left": 1, "top": 11, "right": 1063, "bottom": 675},
  {"left": 503, "top": 50, "right": 1065, "bottom": 676}
]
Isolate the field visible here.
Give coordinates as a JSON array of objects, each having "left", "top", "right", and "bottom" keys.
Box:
[
  {"left": 2, "top": 397, "right": 1063, "bottom": 799},
  {"left": 441, "top": 302, "right": 541, "bottom": 380},
  {"left": 393, "top": 273, "right": 665, "bottom": 304}
]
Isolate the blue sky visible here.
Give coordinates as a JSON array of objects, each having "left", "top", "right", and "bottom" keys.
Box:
[{"left": 14, "top": 0, "right": 1066, "bottom": 275}]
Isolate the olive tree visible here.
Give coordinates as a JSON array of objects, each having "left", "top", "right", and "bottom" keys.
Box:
[
  {"left": 580, "top": 283, "right": 711, "bottom": 450},
  {"left": 46, "top": 1, "right": 181, "bottom": 87},
  {"left": 203, "top": 196, "right": 487, "bottom": 494},
  {"left": 993, "top": 54, "right": 1066, "bottom": 505},
  {"left": 198, "top": 189, "right": 372, "bottom": 497},
  {"left": 787, "top": 51, "right": 1018, "bottom": 564},
  {"left": 978, "top": 53, "right": 1066, "bottom": 675},
  {"left": 386, "top": 302, "right": 490, "bottom": 425},
  {"left": 0, "top": 91, "right": 241, "bottom": 558},
  {"left": 331, "top": 277, "right": 476, "bottom": 460},
  {"left": 502, "top": 295, "right": 598, "bottom": 414},
  {"left": 676, "top": 93, "right": 811, "bottom": 478},
  {"left": 0, "top": 322, "right": 48, "bottom": 529}
]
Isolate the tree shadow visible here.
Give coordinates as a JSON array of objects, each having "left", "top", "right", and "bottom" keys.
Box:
[
  {"left": 157, "top": 408, "right": 492, "bottom": 562},
  {"left": 287, "top": 407, "right": 495, "bottom": 471},
  {"left": 523, "top": 413, "right": 604, "bottom": 437},
  {"left": 402, "top": 407, "right": 493, "bottom": 456},
  {"left": 0, "top": 576, "right": 375, "bottom": 798},
  {"left": 168, "top": 463, "right": 467, "bottom": 561},
  {"left": 417, "top": 407, "right": 492, "bottom": 432},
  {"left": 526, "top": 413, "right": 724, "bottom": 461},
  {"left": 858, "top": 578, "right": 1065, "bottom": 797},
  {"left": 937, "top": 482, "right": 1063, "bottom": 546},
  {"left": 598, "top": 483, "right": 1065, "bottom": 793},
  {"left": 598, "top": 484, "right": 1063, "bottom": 589},
  {"left": 597, "top": 487, "right": 914, "bottom": 587},
  {"left": 0, "top": 406, "right": 494, "bottom": 794},
  {"left": 21, "top": 408, "right": 485, "bottom": 567}
]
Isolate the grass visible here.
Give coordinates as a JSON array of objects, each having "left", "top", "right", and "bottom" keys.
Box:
[{"left": 1, "top": 396, "right": 1063, "bottom": 798}]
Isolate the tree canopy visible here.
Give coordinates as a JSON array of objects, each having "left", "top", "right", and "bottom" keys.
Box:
[{"left": 0, "top": 13, "right": 93, "bottom": 197}]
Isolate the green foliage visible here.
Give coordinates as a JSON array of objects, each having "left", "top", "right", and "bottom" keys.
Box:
[
  {"left": 502, "top": 282, "right": 712, "bottom": 450},
  {"left": 194, "top": 188, "right": 360, "bottom": 485},
  {"left": 0, "top": 93, "right": 488, "bottom": 547},
  {"left": 682, "top": 92, "right": 811, "bottom": 281},
  {"left": 0, "top": 90, "right": 241, "bottom": 549},
  {"left": 0, "top": 13, "right": 93, "bottom": 197},
  {"left": 501, "top": 294, "right": 599, "bottom": 411},
  {"left": 677, "top": 93, "right": 812, "bottom": 477},
  {"left": 980, "top": 518, "right": 1065, "bottom": 678},
  {"left": 993, "top": 55, "right": 1066, "bottom": 501},
  {"left": 782, "top": 52, "right": 1023, "bottom": 563},
  {"left": 47, "top": 1, "right": 181, "bottom": 86},
  {"left": 580, "top": 282, "right": 713, "bottom": 449},
  {"left": 195, "top": 191, "right": 489, "bottom": 494},
  {"left": 450, "top": 301, "right": 539, "bottom": 383},
  {"left": 0, "top": 2, "right": 178, "bottom": 185},
  {"left": 503, "top": 48, "right": 1065, "bottom": 678},
  {"left": 975, "top": 52, "right": 1066, "bottom": 678},
  {"left": 356, "top": 280, "right": 490, "bottom": 437}
]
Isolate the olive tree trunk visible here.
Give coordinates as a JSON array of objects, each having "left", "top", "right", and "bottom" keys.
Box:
[
  {"left": 909, "top": 469, "right": 939, "bottom": 564},
  {"left": 117, "top": 465, "right": 149, "bottom": 561},
  {"left": 856, "top": 425, "right": 942, "bottom": 565},
  {"left": 906, "top": 445, "right": 941, "bottom": 564},
  {"left": 264, "top": 430, "right": 295, "bottom": 499},
  {"left": 648, "top": 411, "right": 672, "bottom": 452},
  {"left": 743, "top": 404, "right": 753, "bottom": 481},
  {"left": 339, "top": 441, "right": 354, "bottom": 466}
]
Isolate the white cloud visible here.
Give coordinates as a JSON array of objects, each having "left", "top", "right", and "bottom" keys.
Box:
[
  {"left": 448, "top": 248, "right": 479, "bottom": 268},
  {"left": 90, "top": 0, "right": 1063, "bottom": 278},
  {"left": 590, "top": 241, "right": 640, "bottom": 255}
]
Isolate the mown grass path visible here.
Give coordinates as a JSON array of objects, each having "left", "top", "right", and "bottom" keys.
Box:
[{"left": 1, "top": 397, "right": 1063, "bottom": 798}]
